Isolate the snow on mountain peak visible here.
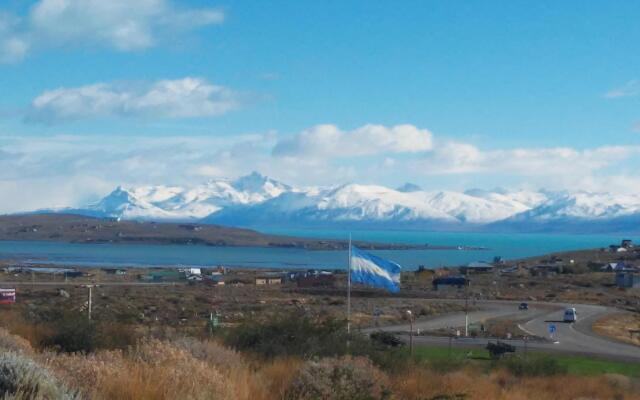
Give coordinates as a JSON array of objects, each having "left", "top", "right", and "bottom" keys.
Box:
[{"left": 39, "top": 172, "right": 640, "bottom": 232}]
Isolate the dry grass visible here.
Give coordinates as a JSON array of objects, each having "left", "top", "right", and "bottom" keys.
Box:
[
  {"left": 593, "top": 312, "right": 640, "bottom": 347},
  {"left": 0, "top": 309, "right": 51, "bottom": 347},
  {"left": 42, "top": 338, "right": 302, "bottom": 400},
  {"left": 0, "top": 327, "right": 34, "bottom": 355},
  {"left": 391, "top": 366, "right": 640, "bottom": 400},
  {"left": 0, "top": 320, "right": 638, "bottom": 399}
]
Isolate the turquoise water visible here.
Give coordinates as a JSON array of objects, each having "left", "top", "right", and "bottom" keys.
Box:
[{"left": 0, "top": 229, "right": 634, "bottom": 270}]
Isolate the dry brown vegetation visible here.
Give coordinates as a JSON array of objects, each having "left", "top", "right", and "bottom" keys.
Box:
[
  {"left": 594, "top": 312, "right": 640, "bottom": 347},
  {"left": 1, "top": 316, "right": 640, "bottom": 400}
]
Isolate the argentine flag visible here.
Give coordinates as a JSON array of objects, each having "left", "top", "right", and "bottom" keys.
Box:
[{"left": 350, "top": 246, "right": 401, "bottom": 293}]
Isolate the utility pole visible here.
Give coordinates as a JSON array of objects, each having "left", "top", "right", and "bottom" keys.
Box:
[
  {"left": 464, "top": 271, "right": 469, "bottom": 337},
  {"left": 88, "top": 285, "right": 92, "bottom": 320},
  {"left": 407, "top": 310, "right": 414, "bottom": 355}
]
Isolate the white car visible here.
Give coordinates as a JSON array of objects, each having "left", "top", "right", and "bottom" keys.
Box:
[{"left": 563, "top": 307, "right": 577, "bottom": 322}]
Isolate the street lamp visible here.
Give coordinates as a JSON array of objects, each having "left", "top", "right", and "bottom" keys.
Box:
[{"left": 406, "top": 310, "right": 414, "bottom": 355}]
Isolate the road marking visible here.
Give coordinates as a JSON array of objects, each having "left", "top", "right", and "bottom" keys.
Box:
[{"left": 517, "top": 323, "right": 538, "bottom": 337}]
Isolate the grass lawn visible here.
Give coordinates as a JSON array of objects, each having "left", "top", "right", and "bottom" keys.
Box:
[{"left": 412, "top": 345, "right": 640, "bottom": 377}]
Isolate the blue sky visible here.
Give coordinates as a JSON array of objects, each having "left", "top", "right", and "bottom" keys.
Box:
[{"left": 1, "top": 0, "right": 640, "bottom": 211}]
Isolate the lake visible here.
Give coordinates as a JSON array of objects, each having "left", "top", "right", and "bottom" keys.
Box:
[{"left": 0, "top": 229, "right": 634, "bottom": 270}]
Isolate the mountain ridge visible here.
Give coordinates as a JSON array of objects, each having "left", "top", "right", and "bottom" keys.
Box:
[{"left": 26, "top": 172, "right": 640, "bottom": 233}]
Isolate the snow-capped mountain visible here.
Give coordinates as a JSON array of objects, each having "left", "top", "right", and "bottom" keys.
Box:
[
  {"left": 57, "top": 172, "right": 295, "bottom": 221},
  {"left": 34, "top": 172, "right": 640, "bottom": 233}
]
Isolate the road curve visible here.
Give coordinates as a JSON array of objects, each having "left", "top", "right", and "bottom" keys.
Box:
[{"left": 363, "top": 300, "right": 640, "bottom": 361}]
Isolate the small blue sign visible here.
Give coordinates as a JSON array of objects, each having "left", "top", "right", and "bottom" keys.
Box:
[{"left": 548, "top": 324, "right": 556, "bottom": 334}]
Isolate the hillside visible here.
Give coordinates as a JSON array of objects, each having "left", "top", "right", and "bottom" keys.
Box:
[{"left": 0, "top": 214, "right": 426, "bottom": 250}]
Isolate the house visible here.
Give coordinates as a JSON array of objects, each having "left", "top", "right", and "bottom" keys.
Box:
[
  {"left": 529, "top": 264, "right": 561, "bottom": 277},
  {"left": 500, "top": 266, "right": 520, "bottom": 274},
  {"left": 179, "top": 267, "right": 202, "bottom": 275},
  {"left": 104, "top": 268, "right": 127, "bottom": 275},
  {"left": 601, "top": 262, "right": 631, "bottom": 272},
  {"left": 621, "top": 239, "right": 634, "bottom": 249},
  {"left": 459, "top": 261, "right": 495, "bottom": 274},
  {"left": 432, "top": 276, "right": 468, "bottom": 290},
  {"left": 615, "top": 272, "right": 640, "bottom": 289},
  {"left": 140, "top": 270, "right": 185, "bottom": 282}
]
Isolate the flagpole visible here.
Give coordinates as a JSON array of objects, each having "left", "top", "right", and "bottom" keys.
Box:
[{"left": 347, "top": 233, "right": 352, "bottom": 336}]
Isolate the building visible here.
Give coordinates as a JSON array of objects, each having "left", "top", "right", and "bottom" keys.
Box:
[
  {"left": 0, "top": 288, "right": 15, "bottom": 304},
  {"left": 529, "top": 264, "right": 562, "bottom": 277},
  {"left": 104, "top": 268, "right": 127, "bottom": 275},
  {"left": 459, "top": 261, "right": 495, "bottom": 274},
  {"left": 432, "top": 276, "right": 468, "bottom": 290},
  {"left": 616, "top": 272, "right": 640, "bottom": 289},
  {"left": 256, "top": 276, "right": 282, "bottom": 285},
  {"left": 140, "top": 270, "right": 185, "bottom": 282},
  {"left": 601, "top": 262, "right": 633, "bottom": 272}
]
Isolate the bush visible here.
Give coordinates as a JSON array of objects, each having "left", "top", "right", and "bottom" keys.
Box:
[
  {"left": 224, "top": 312, "right": 410, "bottom": 371},
  {"left": 285, "top": 356, "right": 391, "bottom": 400},
  {"left": 0, "top": 328, "right": 33, "bottom": 354},
  {"left": 41, "top": 314, "right": 97, "bottom": 353},
  {"left": 40, "top": 313, "right": 138, "bottom": 353},
  {"left": 0, "top": 352, "right": 78, "bottom": 399},
  {"left": 225, "top": 312, "right": 351, "bottom": 359},
  {"left": 370, "top": 331, "right": 404, "bottom": 348},
  {"left": 495, "top": 355, "right": 567, "bottom": 377}
]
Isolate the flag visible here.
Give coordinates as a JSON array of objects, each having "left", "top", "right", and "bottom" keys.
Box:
[{"left": 350, "top": 246, "right": 401, "bottom": 293}]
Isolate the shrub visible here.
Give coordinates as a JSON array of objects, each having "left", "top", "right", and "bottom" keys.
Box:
[
  {"left": 495, "top": 355, "right": 567, "bottom": 377},
  {"left": 47, "top": 339, "right": 231, "bottom": 400},
  {"left": 0, "top": 352, "right": 78, "bottom": 399},
  {"left": 225, "top": 312, "right": 351, "bottom": 359},
  {"left": 370, "top": 331, "right": 404, "bottom": 347},
  {"left": 224, "top": 312, "right": 410, "bottom": 371},
  {"left": 41, "top": 314, "right": 97, "bottom": 353},
  {"left": 285, "top": 356, "right": 391, "bottom": 400},
  {"left": 40, "top": 313, "right": 138, "bottom": 353},
  {"left": 0, "top": 328, "right": 33, "bottom": 354}
]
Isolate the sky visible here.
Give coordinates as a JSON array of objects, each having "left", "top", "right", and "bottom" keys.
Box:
[{"left": 1, "top": 0, "right": 640, "bottom": 212}]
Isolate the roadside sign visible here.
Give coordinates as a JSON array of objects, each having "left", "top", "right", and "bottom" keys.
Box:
[
  {"left": 548, "top": 323, "right": 559, "bottom": 343},
  {"left": 0, "top": 288, "right": 16, "bottom": 304}
]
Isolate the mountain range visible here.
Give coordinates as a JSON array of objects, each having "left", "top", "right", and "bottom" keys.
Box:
[{"left": 32, "top": 172, "right": 640, "bottom": 233}]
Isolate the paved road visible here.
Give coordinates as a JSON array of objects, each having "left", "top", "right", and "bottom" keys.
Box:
[
  {"left": 364, "top": 300, "right": 640, "bottom": 361},
  {"left": 0, "top": 281, "right": 180, "bottom": 287}
]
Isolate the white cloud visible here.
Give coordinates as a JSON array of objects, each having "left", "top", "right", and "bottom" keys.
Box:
[
  {"left": 27, "top": 77, "right": 240, "bottom": 123},
  {"left": 605, "top": 79, "right": 640, "bottom": 99},
  {"left": 0, "top": 0, "right": 223, "bottom": 62},
  {"left": 273, "top": 124, "right": 433, "bottom": 158},
  {"left": 0, "top": 12, "right": 28, "bottom": 63},
  {"left": 3, "top": 124, "right": 640, "bottom": 212},
  {"left": 417, "top": 141, "right": 640, "bottom": 176}
]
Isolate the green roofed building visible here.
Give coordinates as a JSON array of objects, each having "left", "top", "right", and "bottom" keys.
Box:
[{"left": 140, "top": 270, "right": 185, "bottom": 282}]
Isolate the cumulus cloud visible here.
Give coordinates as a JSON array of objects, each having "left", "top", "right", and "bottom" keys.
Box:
[
  {"left": 3, "top": 124, "right": 640, "bottom": 212},
  {"left": 0, "top": 0, "right": 223, "bottom": 62},
  {"left": 417, "top": 141, "right": 640, "bottom": 176},
  {"left": 0, "top": 12, "right": 28, "bottom": 63},
  {"left": 272, "top": 124, "right": 433, "bottom": 158},
  {"left": 27, "top": 77, "right": 240, "bottom": 123},
  {"left": 605, "top": 79, "right": 640, "bottom": 99}
]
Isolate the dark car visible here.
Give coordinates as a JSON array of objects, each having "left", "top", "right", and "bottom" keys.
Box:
[{"left": 518, "top": 302, "right": 529, "bottom": 310}]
